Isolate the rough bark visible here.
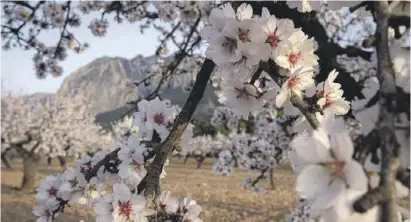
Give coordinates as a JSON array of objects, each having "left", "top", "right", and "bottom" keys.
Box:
[
  {"left": 353, "top": 2, "right": 401, "bottom": 221},
  {"left": 57, "top": 156, "right": 67, "bottom": 168},
  {"left": 269, "top": 168, "right": 275, "bottom": 190},
  {"left": 21, "top": 153, "right": 41, "bottom": 191},
  {"left": 183, "top": 155, "right": 190, "bottom": 164},
  {"left": 195, "top": 155, "right": 205, "bottom": 169},
  {"left": 143, "top": 58, "right": 216, "bottom": 208},
  {"left": 1, "top": 152, "right": 13, "bottom": 169}
]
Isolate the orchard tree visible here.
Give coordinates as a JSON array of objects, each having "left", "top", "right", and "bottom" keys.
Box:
[
  {"left": 1, "top": 92, "right": 114, "bottom": 190},
  {"left": 1, "top": 1, "right": 410, "bottom": 222}
]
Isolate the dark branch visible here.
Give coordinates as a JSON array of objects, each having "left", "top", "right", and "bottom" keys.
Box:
[{"left": 143, "top": 59, "right": 216, "bottom": 207}]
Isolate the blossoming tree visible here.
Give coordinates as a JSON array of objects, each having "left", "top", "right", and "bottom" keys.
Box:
[
  {"left": 1, "top": 92, "right": 114, "bottom": 190},
  {"left": 1, "top": 1, "right": 410, "bottom": 222}
]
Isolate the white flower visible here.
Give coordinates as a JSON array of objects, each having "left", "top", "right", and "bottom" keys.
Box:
[
  {"left": 392, "top": 51, "right": 410, "bottom": 93},
  {"left": 275, "top": 30, "right": 319, "bottom": 71},
  {"left": 218, "top": 78, "right": 262, "bottom": 119},
  {"left": 58, "top": 168, "right": 87, "bottom": 201},
  {"left": 73, "top": 177, "right": 106, "bottom": 207},
  {"left": 291, "top": 114, "right": 368, "bottom": 214},
  {"left": 202, "top": 3, "right": 266, "bottom": 66},
  {"left": 316, "top": 70, "right": 350, "bottom": 115},
  {"left": 180, "top": 194, "right": 203, "bottom": 222},
  {"left": 33, "top": 201, "right": 59, "bottom": 222},
  {"left": 35, "top": 175, "right": 62, "bottom": 203},
  {"left": 276, "top": 68, "right": 315, "bottom": 108},
  {"left": 159, "top": 190, "right": 179, "bottom": 214},
  {"left": 118, "top": 143, "right": 147, "bottom": 187},
  {"left": 136, "top": 97, "right": 176, "bottom": 141},
  {"left": 112, "top": 183, "right": 153, "bottom": 222},
  {"left": 249, "top": 8, "right": 295, "bottom": 60}
]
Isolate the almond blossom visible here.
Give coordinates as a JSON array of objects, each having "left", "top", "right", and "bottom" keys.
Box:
[
  {"left": 275, "top": 30, "right": 319, "bottom": 71},
  {"left": 291, "top": 114, "right": 368, "bottom": 216},
  {"left": 32, "top": 201, "right": 60, "bottom": 222},
  {"left": 133, "top": 97, "right": 176, "bottom": 141},
  {"left": 73, "top": 177, "right": 106, "bottom": 207},
  {"left": 218, "top": 78, "right": 263, "bottom": 119},
  {"left": 276, "top": 68, "right": 315, "bottom": 108},
  {"left": 112, "top": 183, "right": 153, "bottom": 222},
  {"left": 180, "top": 194, "right": 203, "bottom": 222},
  {"left": 58, "top": 168, "right": 87, "bottom": 201},
  {"left": 35, "top": 175, "right": 62, "bottom": 204},
  {"left": 249, "top": 7, "right": 295, "bottom": 60},
  {"left": 95, "top": 194, "right": 114, "bottom": 222},
  {"left": 117, "top": 141, "right": 148, "bottom": 187},
  {"left": 316, "top": 70, "right": 350, "bottom": 115},
  {"left": 159, "top": 190, "right": 179, "bottom": 214}
]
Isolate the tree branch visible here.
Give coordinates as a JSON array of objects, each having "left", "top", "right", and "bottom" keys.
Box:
[
  {"left": 260, "top": 60, "right": 320, "bottom": 129},
  {"left": 353, "top": 2, "right": 401, "bottom": 220},
  {"left": 143, "top": 59, "right": 216, "bottom": 208}
]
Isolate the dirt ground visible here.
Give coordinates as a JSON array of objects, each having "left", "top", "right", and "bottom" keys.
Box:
[
  {"left": 1, "top": 157, "right": 298, "bottom": 222},
  {"left": 2, "top": 158, "right": 409, "bottom": 222}
]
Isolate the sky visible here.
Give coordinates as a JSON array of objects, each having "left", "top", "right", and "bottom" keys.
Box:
[{"left": 1, "top": 12, "right": 164, "bottom": 94}]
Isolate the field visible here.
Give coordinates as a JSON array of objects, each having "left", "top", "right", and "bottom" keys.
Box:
[
  {"left": 1, "top": 157, "right": 298, "bottom": 222},
  {"left": 3, "top": 158, "right": 409, "bottom": 222}
]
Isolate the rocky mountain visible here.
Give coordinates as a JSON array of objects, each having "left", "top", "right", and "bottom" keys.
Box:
[{"left": 57, "top": 55, "right": 218, "bottom": 127}]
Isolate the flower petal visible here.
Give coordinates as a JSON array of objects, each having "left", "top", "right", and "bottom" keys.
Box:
[
  {"left": 291, "top": 134, "right": 331, "bottom": 164},
  {"left": 311, "top": 179, "right": 345, "bottom": 211},
  {"left": 275, "top": 86, "right": 290, "bottom": 108},
  {"left": 344, "top": 160, "right": 368, "bottom": 192},
  {"left": 295, "top": 164, "right": 330, "bottom": 200}
]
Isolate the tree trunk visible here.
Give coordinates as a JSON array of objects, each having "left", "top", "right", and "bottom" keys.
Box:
[
  {"left": 195, "top": 156, "right": 205, "bottom": 169},
  {"left": 47, "top": 156, "right": 52, "bottom": 165},
  {"left": 21, "top": 154, "right": 40, "bottom": 191},
  {"left": 1, "top": 152, "right": 12, "bottom": 169},
  {"left": 183, "top": 155, "right": 190, "bottom": 164},
  {"left": 57, "top": 156, "right": 67, "bottom": 168},
  {"left": 269, "top": 168, "right": 275, "bottom": 189}
]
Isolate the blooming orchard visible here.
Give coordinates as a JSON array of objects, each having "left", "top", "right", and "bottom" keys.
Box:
[{"left": 1, "top": 1, "right": 409, "bottom": 222}]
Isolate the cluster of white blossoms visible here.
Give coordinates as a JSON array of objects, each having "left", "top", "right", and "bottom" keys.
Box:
[
  {"left": 200, "top": 3, "right": 350, "bottom": 121},
  {"left": 33, "top": 97, "right": 202, "bottom": 222}
]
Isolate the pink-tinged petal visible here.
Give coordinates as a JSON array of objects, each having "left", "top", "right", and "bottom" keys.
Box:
[
  {"left": 295, "top": 164, "right": 330, "bottom": 200},
  {"left": 317, "top": 97, "right": 327, "bottom": 107},
  {"left": 330, "top": 131, "right": 354, "bottom": 162},
  {"left": 344, "top": 160, "right": 368, "bottom": 192},
  {"left": 275, "top": 55, "right": 291, "bottom": 70},
  {"left": 275, "top": 87, "right": 290, "bottom": 108}
]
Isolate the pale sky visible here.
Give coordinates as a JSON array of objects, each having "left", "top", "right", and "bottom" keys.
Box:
[{"left": 1, "top": 12, "right": 165, "bottom": 94}]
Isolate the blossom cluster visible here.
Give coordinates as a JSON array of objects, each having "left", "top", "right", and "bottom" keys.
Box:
[
  {"left": 201, "top": 3, "right": 350, "bottom": 122},
  {"left": 33, "top": 97, "right": 202, "bottom": 222},
  {"left": 1, "top": 92, "right": 113, "bottom": 158}
]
